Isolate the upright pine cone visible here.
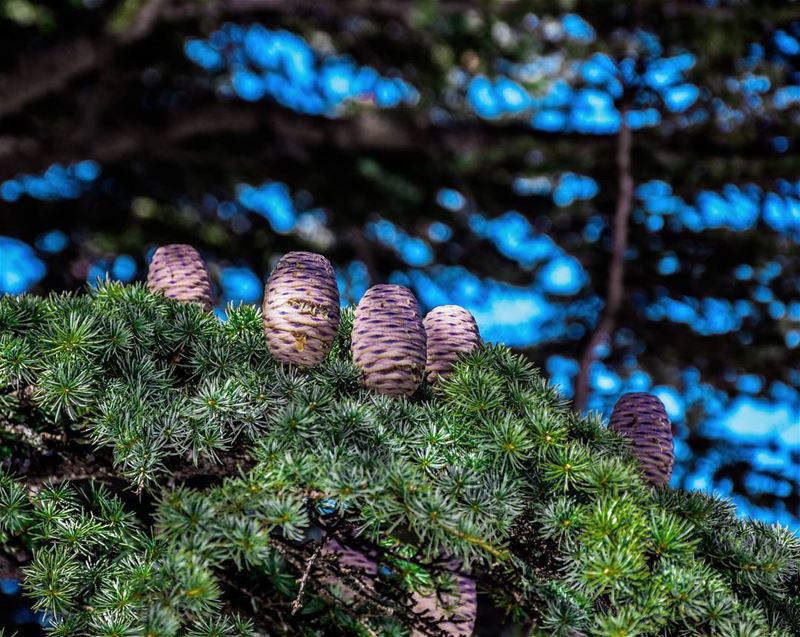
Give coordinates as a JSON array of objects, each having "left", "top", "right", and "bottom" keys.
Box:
[
  {"left": 351, "top": 284, "right": 426, "bottom": 397},
  {"left": 146, "top": 244, "right": 214, "bottom": 311},
  {"left": 609, "top": 392, "right": 674, "bottom": 487},
  {"left": 263, "top": 252, "right": 340, "bottom": 367},
  {"left": 423, "top": 305, "right": 481, "bottom": 383}
]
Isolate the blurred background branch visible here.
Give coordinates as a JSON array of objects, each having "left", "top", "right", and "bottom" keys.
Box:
[{"left": 574, "top": 117, "right": 634, "bottom": 411}]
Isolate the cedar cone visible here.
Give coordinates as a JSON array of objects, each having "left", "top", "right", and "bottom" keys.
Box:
[
  {"left": 351, "top": 284, "right": 426, "bottom": 397},
  {"left": 321, "top": 539, "right": 476, "bottom": 637},
  {"left": 263, "top": 251, "right": 340, "bottom": 367},
  {"left": 423, "top": 305, "right": 481, "bottom": 382},
  {"left": 608, "top": 392, "right": 674, "bottom": 487},
  {"left": 146, "top": 244, "right": 214, "bottom": 311}
]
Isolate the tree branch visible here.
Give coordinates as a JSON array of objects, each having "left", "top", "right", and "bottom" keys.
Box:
[
  {"left": 0, "top": 38, "right": 104, "bottom": 121},
  {"left": 573, "top": 119, "right": 634, "bottom": 412},
  {"left": 291, "top": 540, "right": 323, "bottom": 614},
  {"left": 158, "top": 0, "right": 474, "bottom": 22},
  {"left": 0, "top": 101, "right": 565, "bottom": 180},
  {"left": 0, "top": 0, "right": 171, "bottom": 122},
  {"left": 112, "top": 0, "right": 170, "bottom": 44},
  {"left": 0, "top": 0, "right": 472, "bottom": 125}
]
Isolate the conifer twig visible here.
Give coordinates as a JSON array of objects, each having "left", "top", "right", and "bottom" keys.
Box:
[
  {"left": 292, "top": 541, "right": 323, "bottom": 614},
  {"left": 442, "top": 524, "right": 509, "bottom": 560}
]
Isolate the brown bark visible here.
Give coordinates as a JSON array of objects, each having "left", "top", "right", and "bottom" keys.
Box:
[{"left": 573, "top": 119, "right": 634, "bottom": 412}]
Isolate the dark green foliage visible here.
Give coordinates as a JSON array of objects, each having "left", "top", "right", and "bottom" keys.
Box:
[{"left": 0, "top": 284, "right": 798, "bottom": 636}]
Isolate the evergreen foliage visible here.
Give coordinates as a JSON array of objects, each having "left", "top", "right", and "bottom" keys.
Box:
[
  {"left": 0, "top": 283, "right": 798, "bottom": 636},
  {"left": 2, "top": 0, "right": 800, "bottom": 529}
]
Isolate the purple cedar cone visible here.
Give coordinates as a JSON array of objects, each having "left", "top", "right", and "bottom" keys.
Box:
[
  {"left": 146, "top": 244, "right": 214, "bottom": 311},
  {"left": 423, "top": 305, "right": 481, "bottom": 383},
  {"left": 263, "top": 251, "right": 340, "bottom": 367},
  {"left": 608, "top": 392, "right": 674, "bottom": 487},
  {"left": 351, "top": 284, "right": 426, "bottom": 397},
  {"left": 321, "top": 539, "right": 476, "bottom": 637}
]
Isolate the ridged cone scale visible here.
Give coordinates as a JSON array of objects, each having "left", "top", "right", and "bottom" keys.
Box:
[
  {"left": 609, "top": 392, "right": 675, "bottom": 487},
  {"left": 423, "top": 305, "right": 481, "bottom": 382},
  {"left": 146, "top": 244, "right": 214, "bottom": 311},
  {"left": 263, "top": 251, "right": 340, "bottom": 367},
  {"left": 351, "top": 284, "right": 426, "bottom": 397}
]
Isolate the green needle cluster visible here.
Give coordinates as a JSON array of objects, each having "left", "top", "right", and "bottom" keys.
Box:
[{"left": 0, "top": 282, "right": 797, "bottom": 636}]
